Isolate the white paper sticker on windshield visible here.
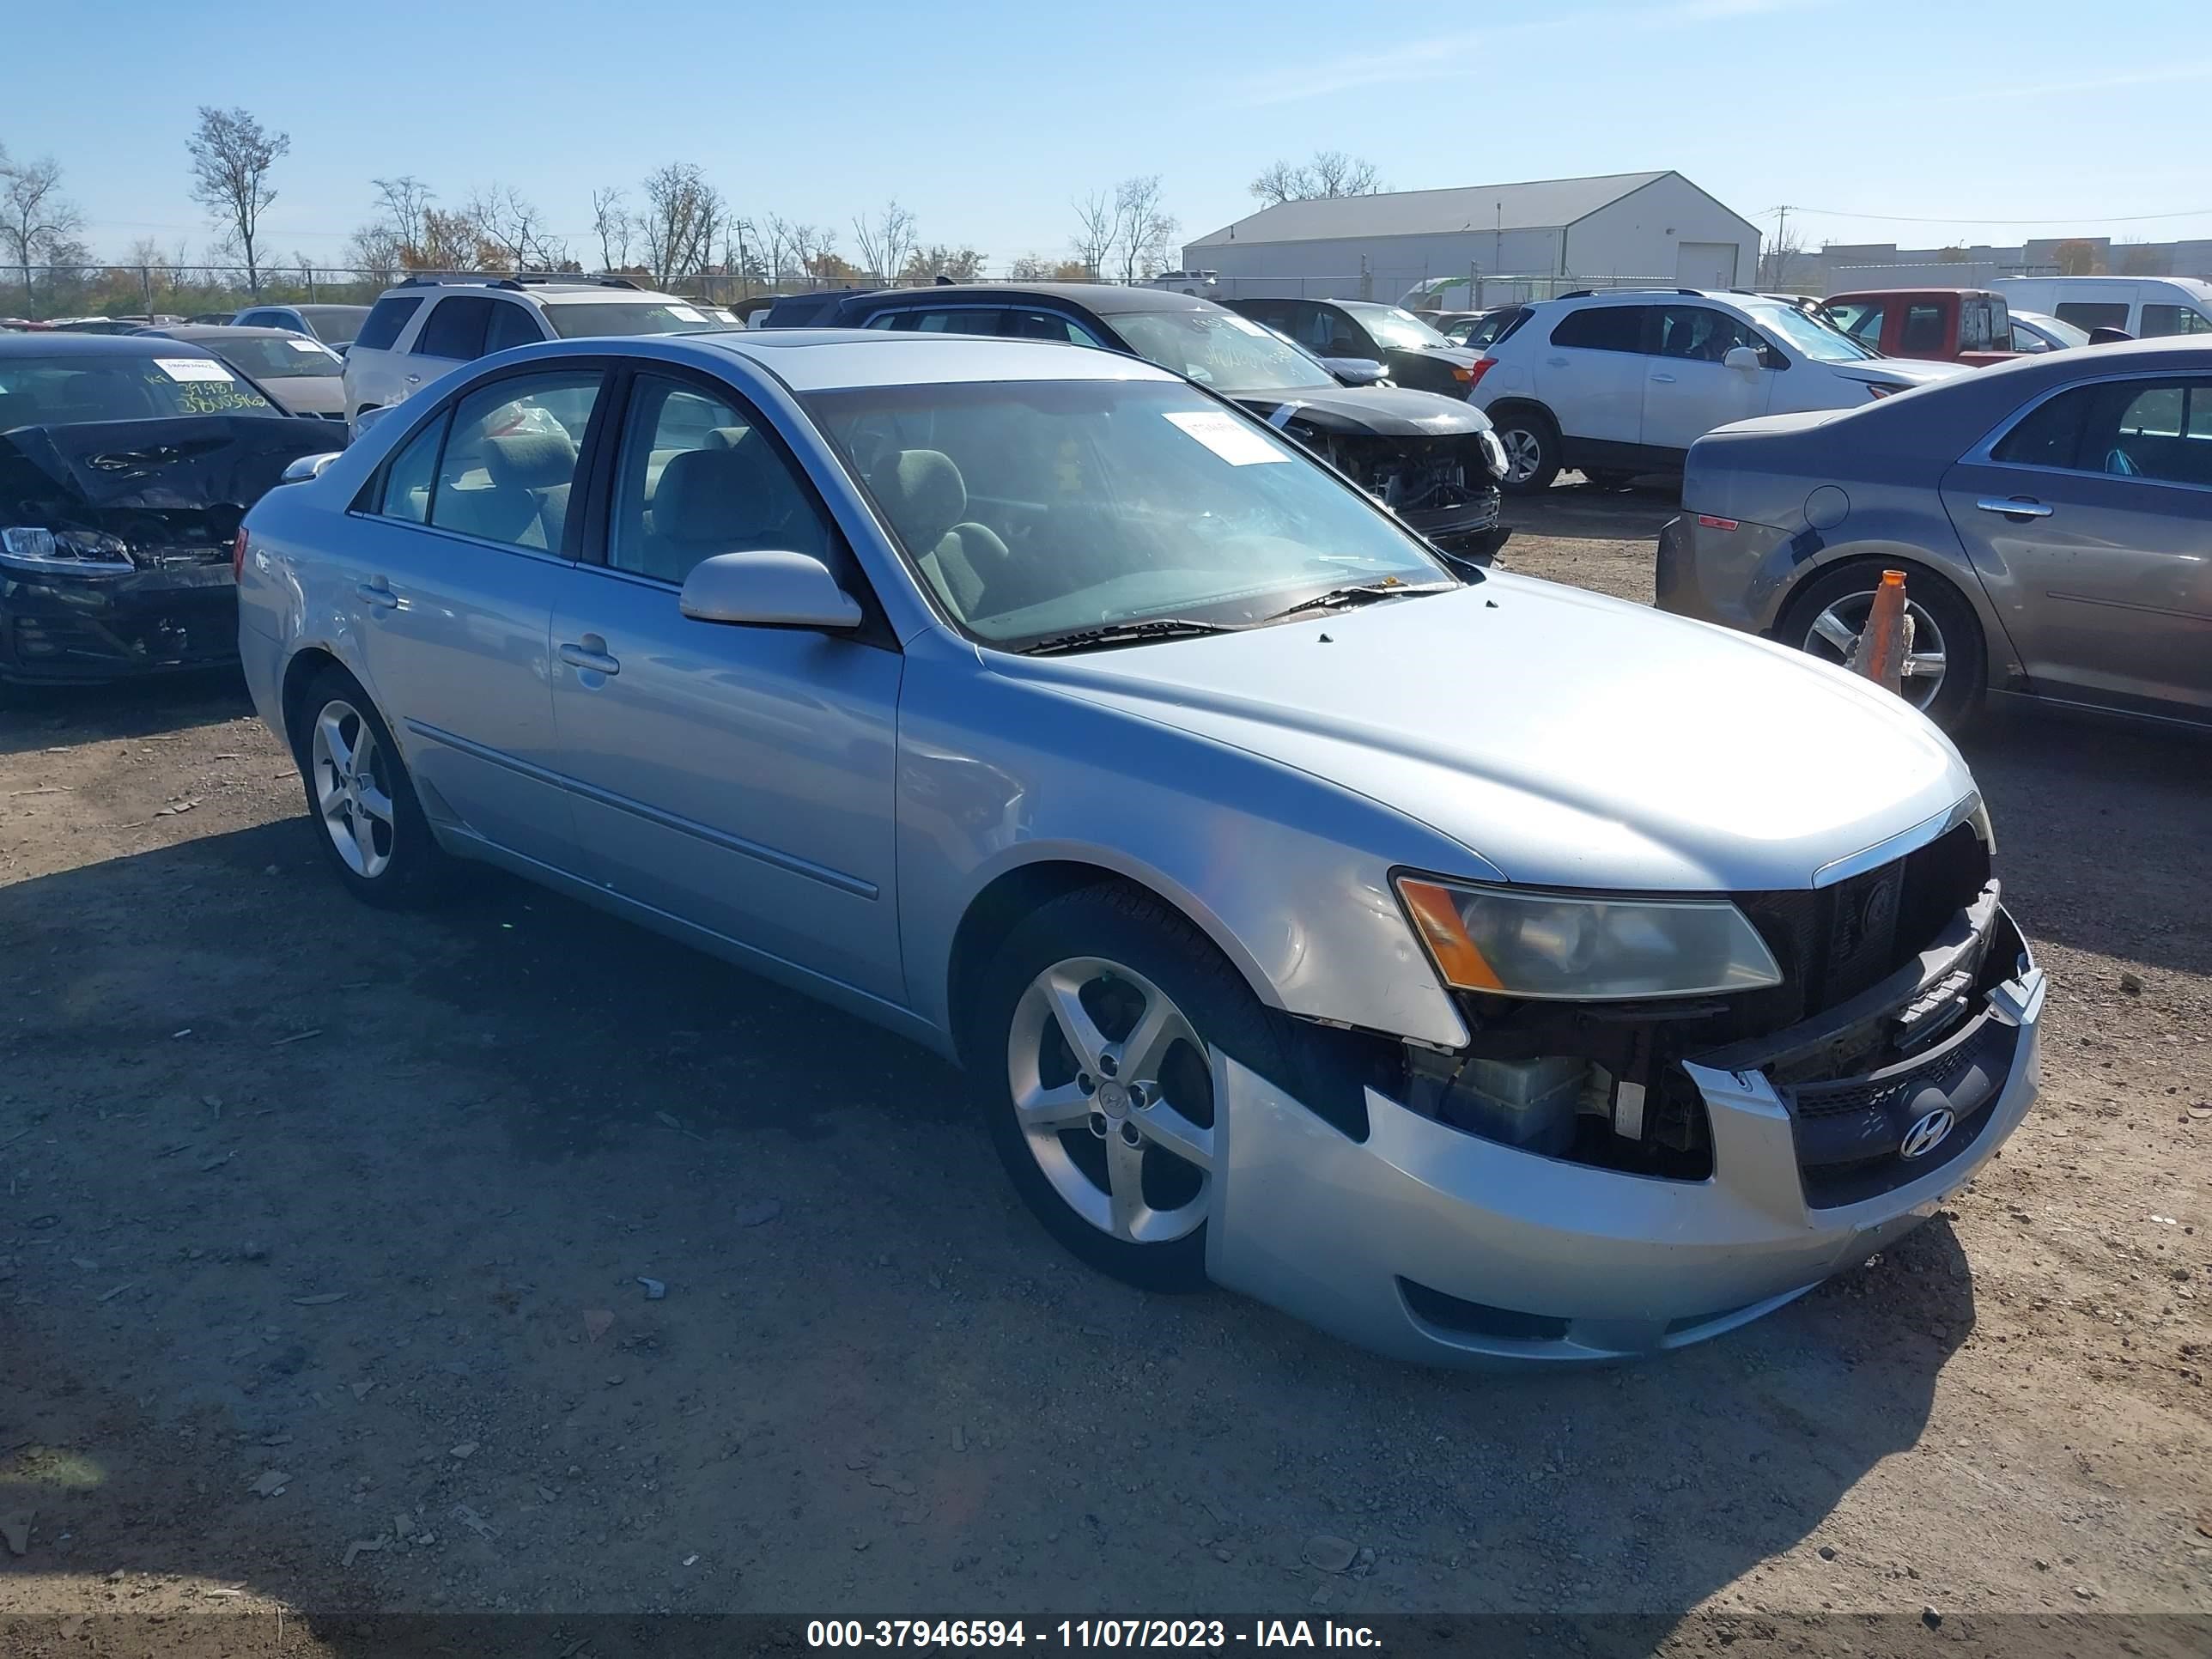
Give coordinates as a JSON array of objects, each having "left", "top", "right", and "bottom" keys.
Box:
[
  {"left": 666, "top": 304, "right": 707, "bottom": 323},
  {"left": 154, "top": 357, "right": 235, "bottom": 382},
  {"left": 287, "top": 337, "right": 326, "bottom": 351},
  {"left": 1164, "top": 410, "right": 1291, "bottom": 465},
  {"left": 1222, "top": 314, "right": 1268, "bottom": 336}
]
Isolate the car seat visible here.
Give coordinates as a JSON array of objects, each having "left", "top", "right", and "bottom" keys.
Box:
[
  {"left": 444, "top": 430, "right": 574, "bottom": 550},
  {"left": 866, "top": 448, "right": 1010, "bottom": 618},
  {"left": 639, "top": 441, "right": 819, "bottom": 582}
]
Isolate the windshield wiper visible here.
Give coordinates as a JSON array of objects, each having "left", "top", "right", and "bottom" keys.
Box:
[
  {"left": 1266, "top": 580, "right": 1458, "bottom": 622},
  {"left": 1017, "top": 617, "right": 1243, "bottom": 657}
]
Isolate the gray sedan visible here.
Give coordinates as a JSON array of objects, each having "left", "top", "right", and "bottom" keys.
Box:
[
  {"left": 238, "top": 330, "right": 2042, "bottom": 1365},
  {"left": 1658, "top": 337, "right": 2212, "bottom": 731}
]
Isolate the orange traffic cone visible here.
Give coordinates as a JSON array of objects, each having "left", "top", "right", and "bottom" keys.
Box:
[{"left": 1859, "top": 569, "right": 1908, "bottom": 696}]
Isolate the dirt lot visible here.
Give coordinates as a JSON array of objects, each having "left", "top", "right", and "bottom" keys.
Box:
[{"left": 2, "top": 483, "right": 2208, "bottom": 1654}]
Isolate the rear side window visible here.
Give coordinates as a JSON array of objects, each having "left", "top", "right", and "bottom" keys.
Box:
[
  {"left": 1993, "top": 387, "right": 2089, "bottom": 469},
  {"left": 415, "top": 297, "right": 494, "bottom": 360},
  {"left": 2054, "top": 301, "right": 2129, "bottom": 332},
  {"left": 1994, "top": 377, "right": 2212, "bottom": 485},
  {"left": 427, "top": 370, "right": 605, "bottom": 550},
  {"left": 354, "top": 296, "right": 422, "bottom": 353},
  {"left": 1549, "top": 306, "right": 1648, "bottom": 352},
  {"left": 2141, "top": 305, "right": 2212, "bottom": 337}
]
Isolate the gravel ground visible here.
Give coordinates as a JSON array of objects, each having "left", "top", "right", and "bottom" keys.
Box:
[{"left": 1, "top": 481, "right": 2207, "bottom": 1656}]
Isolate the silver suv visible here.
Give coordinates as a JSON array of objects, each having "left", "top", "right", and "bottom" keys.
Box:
[{"left": 342, "top": 275, "right": 726, "bottom": 431}]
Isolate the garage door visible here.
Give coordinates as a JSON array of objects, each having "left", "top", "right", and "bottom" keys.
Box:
[{"left": 1676, "top": 242, "right": 1739, "bottom": 289}]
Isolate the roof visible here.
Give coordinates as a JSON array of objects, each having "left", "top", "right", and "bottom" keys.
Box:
[
  {"left": 0, "top": 332, "right": 220, "bottom": 360},
  {"left": 1189, "top": 170, "right": 1677, "bottom": 248},
  {"left": 823, "top": 283, "right": 1210, "bottom": 318},
  {"left": 692, "top": 329, "right": 1172, "bottom": 393}
]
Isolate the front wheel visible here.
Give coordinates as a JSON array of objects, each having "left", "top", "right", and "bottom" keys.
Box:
[
  {"left": 973, "top": 883, "right": 1298, "bottom": 1292},
  {"left": 1489, "top": 409, "right": 1560, "bottom": 495},
  {"left": 1778, "top": 563, "right": 1986, "bottom": 730}
]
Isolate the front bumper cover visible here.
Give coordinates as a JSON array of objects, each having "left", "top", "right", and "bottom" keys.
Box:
[
  {"left": 1206, "top": 912, "right": 2042, "bottom": 1365},
  {"left": 0, "top": 560, "right": 239, "bottom": 684}
]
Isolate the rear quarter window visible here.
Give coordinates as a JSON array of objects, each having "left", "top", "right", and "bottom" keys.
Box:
[{"left": 354, "top": 296, "right": 424, "bottom": 353}]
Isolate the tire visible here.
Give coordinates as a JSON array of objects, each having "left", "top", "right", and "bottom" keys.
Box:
[
  {"left": 1778, "top": 562, "right": 1986, "bottom": 731},
  {"left": 1583, "top": 468, "right": 1635, "bottom": 490},
  {"left": 970, "top": 881, "right": 1300, "bottom": 1293},
  {"left": 1489, "top": 406, "right": 1560, "bottom": 495},
  {"left": 290, "top": 665, "right": 451, "bottom": 908}
]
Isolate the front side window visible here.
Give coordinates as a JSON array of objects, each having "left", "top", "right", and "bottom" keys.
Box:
[
  {"left": 0, "top": 353, "right": 280, "bottom": 423},
  {"left": 354, "top": 295, "right": 422, "bottom": 353},
  {"left": 1901, "top": 304, "right": 1946, "bottom": 354},
  {"left": 1005, "top": 309, "right": 1104, "bottom": 346},
  {"left": 484, "top": 302, "right": 546, "bottom": 354},
  {"left": 2141, "top": 304, "right": 2212, "bottom": 337},
  {"left": 606, "top": 374, "right": 831, "bottom": 585},
  {"left": 415, "top": 296, "right": 494, "bottom": 360},
  {"left": 1103, "top": 308, "right": 1333, "bottom": 392},
  {"left": 1655, "top": 306, "right": 1761, "bottom": 362},
  {"left": 425, "top": 370, "right": 605, "bottom": 550},
  {"left": 1548, "top": 306, "right": 1647, "bottom": 353},
  {"left": 805, "top": 379, "right": 1453, "bottom": 647}
]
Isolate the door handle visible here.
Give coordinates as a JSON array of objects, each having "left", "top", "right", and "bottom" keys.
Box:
[
  {"left": 404, "top": 373, "right": 422, "bottom": 386},
  {"left": 355, "top": 578, "right": 398, "bottom": 611},
  {"left": 1545, "top": 356, "right": 1569, "bottom": 368},
  {"left": 1649, "top": 373, "right": 1677, "bottom": 384},
  {"left": 559, "top": 636, "right": 621, "bottom": 677},
  {"left": 1975, "top": 496, "right": 2053, "bottom": 519}
]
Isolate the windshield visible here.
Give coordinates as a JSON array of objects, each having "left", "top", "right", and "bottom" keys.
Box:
[
  {"left": 1100, "top": 308, "right": 1334, "bottom": 392},
  {"left": 544, "top": 301, "right": 728, "bottom": 339},
  {"left": 211, "top": 336, "right": 343, "bottom": 379},
  {"left": 807, "top": 379, "right": 1453, "bottom": 648},
  {"left": 1342, "top": 302, "right": 1451, "bottom": 349},
  {"left": 296, "top": 306, "right": 368, "bottom": 343},
  {"left": 0, "top": 355, "right": 281, "bottom": 426},
  {"left": 1747, "top": 301, "right": 1880, "bottom": 362}
]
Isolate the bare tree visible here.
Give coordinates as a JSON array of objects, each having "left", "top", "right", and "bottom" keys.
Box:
[
  {"left": 852, "top": 199, "right": 917, "bottom": 284},
  {"left": 1249, "top": 149, "right": 1383, "bottom": 206},
  {"left": 467, "top": 184, "right": 565, "bottom": 270},
  {"left": 1070, "top": 190, "right": 1117, "bottom": 279},
  {"left": 1, "top": 148, "right": 85, "bottom": 305},
  {"left": 637, "top": 163, "right": 722, "bottom": 287},
  {"left": 1111, "top": 175, "right": 1176, "bottom": 284},
  {"left": 591, "top": 185, "right": 633, "bottom": 272},
  {"left": 346, "top": 175, "right": 434, "bottom": 282},
  {"left": 1758, "top": 215, "right": 1803, "bottom": 288},
  {"left": 902, "top": 244, "right": 985, "bottom": 284},
  {"left": 185, "top": 106, "right": 289, "bottom": 295}
]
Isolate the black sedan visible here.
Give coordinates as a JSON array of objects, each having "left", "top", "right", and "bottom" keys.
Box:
[
  {"left": 1222, "top": 296, "right": 1489, "bottom": 397},
  {"left": 775, "top": 283, "right": 1510, "bottom": 556},
  {"left": 0, "top": 334, "right": 345, "bottom": 690}
]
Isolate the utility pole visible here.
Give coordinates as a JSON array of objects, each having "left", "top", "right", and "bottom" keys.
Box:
[{"left": 1770, "top": 205, "right": 1793, "bottom": 286}]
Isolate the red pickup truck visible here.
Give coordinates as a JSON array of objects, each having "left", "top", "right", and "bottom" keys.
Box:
[{"left": 1819, "top": 288, "right": 2017, "bottom": 366}]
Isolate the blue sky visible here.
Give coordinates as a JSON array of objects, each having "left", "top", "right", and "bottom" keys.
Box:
[{"left": 8, "top": 0, "right": 2210, "bottom": 270}]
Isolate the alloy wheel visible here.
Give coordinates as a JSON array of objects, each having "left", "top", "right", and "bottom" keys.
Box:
[
  {"left": 1006, "top": 957, "right": 1214, "bottom": 1246},
  {"left": 1800, "top": 592, "right": 1948, "bottom": 712},
  {"left": 1498, "top": 428, "right": 1546, "bottom": 486},
  {"left": 310, "top": 699, "right": 397, "bottom": 879}
]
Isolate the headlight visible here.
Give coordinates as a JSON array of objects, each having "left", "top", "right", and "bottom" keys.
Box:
[
  {"left": 1, "top": 526, "right": 134, "bottom": 574},
  {"left": 1476, "top": 430, "right": 1509, "bottom": 481},
  {"left": 1395, "top": 876, "right": 1783, "bottom": 1000}
]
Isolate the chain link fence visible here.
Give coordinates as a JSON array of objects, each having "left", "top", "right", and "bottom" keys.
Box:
[{"left": 1191, "top": 271, "right": 1683, "bottom": 307}]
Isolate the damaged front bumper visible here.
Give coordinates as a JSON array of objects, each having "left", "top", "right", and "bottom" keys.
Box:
[
  {"left": 0, "top": 558, "right": 240, "bottom": 684},
  {"left": 1206, "top": 908, "right": 2043, "bottom": 1366}
]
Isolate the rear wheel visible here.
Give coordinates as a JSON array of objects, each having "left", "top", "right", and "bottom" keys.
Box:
[
  {"left": 1778, "top": 563, "right": 1986, "bottom": 730},
  {"left": 291, "top": 666, "right": 450, "bottom": 907},
  {"left": 1490, "top": 407, "right": 1560, "bottom": 495},
  {"left": 972, "top": 883, "right": 1298, "bottom": 1292}
]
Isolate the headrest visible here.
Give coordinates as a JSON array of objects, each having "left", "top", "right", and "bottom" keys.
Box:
[
  {"left": 871, "top": 448, "right": 966, "bottom": 548},
  {"left": 654, "top": 445, "right": 785, "bottom": 544},
  {"left": 483, "top": 430, "right": 576, "bottom": 490}
]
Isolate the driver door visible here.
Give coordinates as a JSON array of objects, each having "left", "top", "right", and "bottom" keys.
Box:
[{"left": 1638, "top": 305, "right": 1777, "bottom": 456}]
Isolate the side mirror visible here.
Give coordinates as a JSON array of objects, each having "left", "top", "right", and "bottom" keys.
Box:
[
  {"left": 678, "top": 550, "right": 863, "bottom": 631},
  {"left": 1328, "top": 357, "right": 1388, "bottom": 387},
  {"left": 1723, "top": 344, "right": 1765, "bottom": 373},
  {"left": 279, "top": 451, "right": 341, "bottom": 485}
]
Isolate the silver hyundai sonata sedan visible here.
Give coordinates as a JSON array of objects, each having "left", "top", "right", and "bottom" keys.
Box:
[{"left": 237, "top": 329, "right": 2045, "bottom": 1365}]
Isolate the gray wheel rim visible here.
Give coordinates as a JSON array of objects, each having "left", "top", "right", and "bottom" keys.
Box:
[
  {"left": 1498, "top": 427, "right": 1545, "bottom": 484},
  {"left": 310, "top": 698, "right": 397, "bottom": 879},
  {"left": 1801, "top": 592, "right": 1948, "bottom": 711},
  {"left": 1007, "top": 957, "right": 1213, "bottom": 1245}
]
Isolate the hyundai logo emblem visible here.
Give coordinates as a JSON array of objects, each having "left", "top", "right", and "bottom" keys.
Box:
[{"left": 1899, "top": 1108, "right": 1956, "bottom": 1160}]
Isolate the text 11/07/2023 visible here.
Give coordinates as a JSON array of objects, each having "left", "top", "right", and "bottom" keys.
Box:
[{"left": 806, "top": 1619, "right": 1384, "bottom": 1649}]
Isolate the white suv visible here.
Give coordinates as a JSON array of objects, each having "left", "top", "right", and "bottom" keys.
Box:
[
  {"left": 1466, "top": 288, "right": 1969, "bottom": 492},
  {"left": 342, "top": 276, "right": 726, "bottom": 431}
]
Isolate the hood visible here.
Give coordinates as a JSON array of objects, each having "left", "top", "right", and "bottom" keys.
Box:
[
  {"left": 1003, "top": 575, "right": 1972, "bottom": 893},
  {"left": 1225, "top": 383, "right": 1492, "bottom": 438},
  {"left": 0, "top": 414, "right": 346, "bottom": 559},
  {"left": 1832, "top": 357, "right": 1970, "bottom": 389}
]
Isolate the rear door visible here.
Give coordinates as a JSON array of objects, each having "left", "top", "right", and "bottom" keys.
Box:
[
  {"left": 405, "top": 295, "right": 496, "bottom": 398},
  {"left": 1638, "top": 304, "right": 1777, "bottom": 454},
  {"left": 1536, "top": 304, "right": 1650, "bottom": 446},
  {"left": 1941, "top": 372, "right": 2212, "bottom": 719}
]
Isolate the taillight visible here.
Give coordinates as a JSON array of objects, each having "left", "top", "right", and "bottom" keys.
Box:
[
  {"left": 1696, "top": 514, "right": 1739, "bottom": 532},
  {"left": 233, "top": 528, "right": 249, "bottom": 580},
  {"left": 1465, "top": 356, "right": 1498, "bottom": 391}
]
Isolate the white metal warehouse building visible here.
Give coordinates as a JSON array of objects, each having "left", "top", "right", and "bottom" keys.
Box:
[{"left": 1182, "top": 170, "right": 1763, "bottom": 303}]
